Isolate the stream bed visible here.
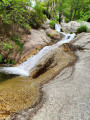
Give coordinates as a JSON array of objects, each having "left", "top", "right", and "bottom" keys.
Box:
[{"left": 0, "top": 24, "right": 76, "bottom": 119}]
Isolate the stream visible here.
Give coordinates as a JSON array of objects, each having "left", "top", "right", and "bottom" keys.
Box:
[
  {"left": 0, "top": 24, "right": 75, "bottom": 77},
  {"left": 0, "top": 24, "right": 76, "bottom": 119}
]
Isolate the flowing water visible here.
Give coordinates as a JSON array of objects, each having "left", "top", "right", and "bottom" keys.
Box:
[
  {"left": 0, "top": 24, "right": 76, "bottom": 119},
  {"left": 0, "top": 24, "right": 75, "bottom": 77}
]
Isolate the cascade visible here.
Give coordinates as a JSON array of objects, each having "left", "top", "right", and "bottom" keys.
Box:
[{"left": 0, "top": 24, "right": 75, "bottom": 76}]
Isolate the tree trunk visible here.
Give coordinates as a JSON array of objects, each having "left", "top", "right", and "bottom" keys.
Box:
[
  {"left": 73, "top": 8, "right": 77, "bottom": 20},
  {"left": 52, "top": 0, "right": 55, "bottom": 19},
  {"left": 47, "top": 0, "right": 49, "bottom": 12},
  {"left": 47, "top": 0, "right": 50, "bottom": 18},
  {"left": 73, "top": 0, "right": 80, "bottom": 20},
  {"left": 70, "top": 5, "right": 73, "bottom": 21},
  {"left": 59, "top": 12, "right": 62, "bottom": 23}
]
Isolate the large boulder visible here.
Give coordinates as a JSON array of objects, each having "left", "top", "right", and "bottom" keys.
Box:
[
  {"left": 61, "top": 21, "right": 90, "bottom": 32},
  {"left": 30, "top": 43, "right": 77, "bottom": 79},
  {"left": 46, "top": 28, "right": 63, "bottom": 40}
]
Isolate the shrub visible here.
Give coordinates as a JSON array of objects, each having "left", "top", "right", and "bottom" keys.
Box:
[
  {"left": 11, "top": 60, "right": 15, "bottom": 64},
  {"left": 0, "top": 0, "right": 33, "bottom": 35},
  {"left": 76, "top": 25, "right": 88, "bottom": 33},
  {"left": 47, "top": 34, "right": 51, "bottom": 37},
  {"left": 29, "top": 2, "right": 46, "bottom": 29},
  {"left": 54, "top": 16, "right": 59, "bottom": 22},
  {"left": 87, "top": 30, "right": 90, "bottom": 33},
  {"left": 1, "top": 42, "right": 13, "bottom": 51},
  {"left": 10, "top": 33, "right": 23, "bottom": 52},
  {"left": 49, "top": 20, "right": 55, "bottom": 29},
  {"left": 0, "top": 0, "right": 26, "bottom": 23},
  {"left": 83, "top": 11, "right": 90, "bottom": 22},
  {"left": 65, "top": 18, "right": 69, "bottom": 23},
  {"left": 0, "top": 54, "right": 3, "bottom": 63},
  {"left": 42, "top": 8, "right": 51, "bottom": 19},
  {"left": 70, "top": 31, "right": 73, "bottom": 34}
]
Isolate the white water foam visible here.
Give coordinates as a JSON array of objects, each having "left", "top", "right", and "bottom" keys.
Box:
[
  {"left": 0, "top": 24, "right": 75, "bottom": 77},
  {"left": 0, "top": 67, "right": 29, "bottom": 76},
  {"left": 55, "top": 23, "right": 75, "bottom": 45}
]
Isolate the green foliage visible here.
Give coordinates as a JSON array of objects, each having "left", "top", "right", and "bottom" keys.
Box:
[
  {"left": 47, "top": 34, "right": 51, "bottom": 37},
  {"left": 87, "top": 30, "right": 90, "bottom": 33},
  {"left": 0, "top": 54, "right": 3, "bottom": 63},
  {"left": 70, "top": 31, "right": 73, "bottom": 34},
  {"left": 0, "top": 0, "right": 30, "bottom": 25},
  {"left": 11, "top": 60, "right": 15, "bottom": 64},
  {"left": 42, "top": 8, "right": 51, "bottom": 19},
  {"left": 29, "top": 2, "right": 46, "bottom": 29},
  {"left": 49, "top": 20, "right": 55, "bottom": 29},
  {"left": 10, "top": 33, "right": 23, "bottom": 52},
  {"left": 47, "top": 0, "right": 90, "bottom": 22},
  {"left": 3, "top": 59, "right": 15, "bottom": 64},
  {"left": 0, "top": 57, "right": 15, "bottom": 64},
  {"left": 76, "top": 25, "right": 88, "bottom": 33},
  {"left": 0, "top": 0, "right": 31, "bottom": 37},
  {"left": 1, "top": 42, "right": 13, "bottom": 51},
  {"left": 4, "top": 59, "right": 7, "bottom": 63},
  {"left": 53, "top": 16, "right": 59, "bottom": 22},
  {"left": 83, "top": 11, "right": 90, "bottom": 22},
  {"left": 3, "top": 59, "right": 10, "bottom": 64},
  {"left": 65, "top": 18, "right": 69, "bottom": 23},
  {"left": 7, "top": 59, "right": 10, "bottom": 64},
  {"left": 51, "top": 39, "right": 54, "bottom": 42}
]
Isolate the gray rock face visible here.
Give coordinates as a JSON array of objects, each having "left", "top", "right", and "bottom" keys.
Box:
[
  {"left": 46, "top": 28, "right": 63, "bottom": 40},
  {"left": 61, "top": 21, "right": 90, "bottom": 32},
  {"left": 31, "top": 33, "right": 90, "bottom": 120}
]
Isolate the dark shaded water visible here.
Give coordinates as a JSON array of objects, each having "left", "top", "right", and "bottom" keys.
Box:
[
  {"left": 0, "top": 65, "right": 17, "bottom": 82},
  {"left": 0, "top": 72, "right": 16, "bottom": 82}
]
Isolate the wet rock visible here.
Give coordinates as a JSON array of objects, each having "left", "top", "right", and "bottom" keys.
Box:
[
  {"left": 61, "top": 27, "right": 69, "bottom": 33},
  {"left": 30, "top": 45, "right": 76, "bottom": 79},
  {"left": 32, "top": 56, "right": 56, "bottom": 79},
  {"left": 62, "top": 43, "right": 77, "bottom": 52},
  {"left": 46, "top": 28, "right": 63, "bottom": 40}
]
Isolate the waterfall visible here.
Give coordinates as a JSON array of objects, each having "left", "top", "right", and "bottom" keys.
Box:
[
  {"left": 0, "top": 24, "right": 75, "bottom": 77},
  {"left": 55, "top": 23, "right": 61, "bottom": 32},
  {"left": 55, "top": 23, "right": 75, "bottom": 45}
]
